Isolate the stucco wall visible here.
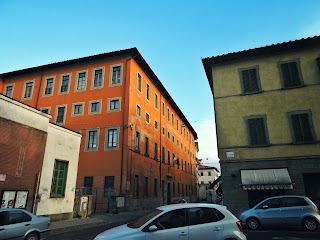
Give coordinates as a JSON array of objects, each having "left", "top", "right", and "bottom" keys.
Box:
[{"left": 37, "top": 124, "right": 81, "bottom": 218}]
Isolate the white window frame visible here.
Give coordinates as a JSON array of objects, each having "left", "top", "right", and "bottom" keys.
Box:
[
  {"left": 91, "top": 67, "right": 105, "bottom": 89},
  {"left": 75, "top": 70, "right": 88, "bottom": 92},
  {"left": 107, "top": 97, "right": 121, "bottom": 112},
  {"left": 109, "top": 64, "right": 123, "bottom": 86},
  {"left": 21, "top": 80, "right": 35, "bottom": 100},
  {"left": 72, "top": 102, "right": 85, "bottom": 117},
  {"left": 89, "top": 99, "right": 102, "bottom": 115},
  {"left": 43, "top": 76, "right": 55, "bottom": 97},
  {"left": 59, "top": 73, "right": 72, "bottom": 94}
]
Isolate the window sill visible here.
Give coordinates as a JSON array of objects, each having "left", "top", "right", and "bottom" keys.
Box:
[
  {"left": 281, "top": 84, "right": 305, "bottom": 90},
  {"left": 241, "top": 90, "right": 263, "bottom": 96}
]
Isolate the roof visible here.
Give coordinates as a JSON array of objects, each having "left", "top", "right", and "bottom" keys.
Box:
[
  {"left": 199, "top": 165, "right": 219, "bottom": 172},
  {"left": 156, "top": 203, "right": 226, "bottom": 211},
  {"left": 0, "top": 48, "right": 197, "bottom": 139},
  {"left": 202, "top": 36, "right": 320, "bottom": 94}
]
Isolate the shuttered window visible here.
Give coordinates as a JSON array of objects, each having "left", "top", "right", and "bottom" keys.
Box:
[
  {"left": 288, "top": 111, "right": 315, "bottom": 143},
  {"left": 240, "top": 67, "right": 261, "bottom": 94},
  {"left": 246, "top": 116, "right": 269, "bottom": 146},
  {"left": 279, "top": 60, "right": 303, "bottom": 88},
  {"left": 51, "top": 160, "right": 68, "bottom": 197}
]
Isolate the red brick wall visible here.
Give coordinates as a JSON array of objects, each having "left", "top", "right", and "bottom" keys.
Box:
[{"left": 0, "top": 117, "right": 47, "bottom": 211}]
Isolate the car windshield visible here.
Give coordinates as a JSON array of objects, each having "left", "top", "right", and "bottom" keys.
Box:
[{"left": 127, "top": 209, "right": 162, "bottom": 229}]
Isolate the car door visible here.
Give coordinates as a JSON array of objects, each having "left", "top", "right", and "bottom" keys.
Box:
[
  {"left": 255, "top": 197, "right": 284, "bottom": 226},
  {"left": 4, "top": 209, "right": 32, "bottom": 240},
  {"left": 187, "top": 207, "right": 223, "bottom": 240},
  {"left": 0, "top": 211, "right": 9, "bottom": 240},
  {"left": 281, "top": 197, "right": 310, "bottom": 226},
  {"left": 145, "top": 209, "right": 188, "bottom": 240}
]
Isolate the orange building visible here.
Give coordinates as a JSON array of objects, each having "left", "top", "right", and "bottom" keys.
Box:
[{"left": 0, "top": 48, "right": 198, "bottom": 211}]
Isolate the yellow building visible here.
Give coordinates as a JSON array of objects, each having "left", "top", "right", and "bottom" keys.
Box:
[{"left": 202, "top": 36, "right": 320, "bottom": 216}]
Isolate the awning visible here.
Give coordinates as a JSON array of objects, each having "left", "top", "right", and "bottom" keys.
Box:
[{"left": 240, "top": 168, "right": 293, "bottom": 190}]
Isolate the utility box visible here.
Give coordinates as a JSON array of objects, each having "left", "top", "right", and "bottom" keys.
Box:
[{"left": 79, "top": 196, "right": 88, "bottom": 218}]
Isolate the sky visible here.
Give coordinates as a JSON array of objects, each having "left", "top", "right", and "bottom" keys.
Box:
[{"left": 1, "top": 0, "right": 320, "bottom": 171}]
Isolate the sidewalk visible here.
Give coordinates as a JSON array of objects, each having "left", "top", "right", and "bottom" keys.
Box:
[{"left": 50, "top": 209, "right": 151, "bottom": 234}]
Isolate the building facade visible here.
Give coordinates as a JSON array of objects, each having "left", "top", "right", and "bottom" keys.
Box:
[
  {"left": 0, "top": 48, "right": 198, "bottom": 211},
  {"left": 202, "top": 36, "right": 320, "bottom": 216},
  {"left": 197, "top": 165, "right": 219, "bottom": 203},
  {"left": 0, "top": 94, "right": 81, "bottom": 220}
]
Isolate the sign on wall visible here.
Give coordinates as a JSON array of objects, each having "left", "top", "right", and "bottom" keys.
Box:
[{"left": 1, "top": 190, "right": 29, "bottom": 209}]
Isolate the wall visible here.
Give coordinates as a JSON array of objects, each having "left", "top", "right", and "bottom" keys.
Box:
[{"left": 36, "top": 124, "right": 81, "bottom": 220}]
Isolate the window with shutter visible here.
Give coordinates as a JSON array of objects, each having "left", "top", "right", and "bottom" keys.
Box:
[
  {"left": 288, "top": 111, "right": 315, "bottom": 143},
  {"left": 246, "top": 116, "right": 269, "bottom": 146},
  {"left": 240, "top": 67, "right": 261, "bottom": 94},
  {"left": 279, "top": 60, "right": 303, "bottom": 88}
]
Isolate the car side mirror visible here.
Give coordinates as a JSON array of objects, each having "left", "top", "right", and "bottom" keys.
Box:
[
  {"left": 149, "top": 225, "right": 158, "bottom": 232},
  {"left": 262, "top": 205, "right": 269, "bottom": 209}
]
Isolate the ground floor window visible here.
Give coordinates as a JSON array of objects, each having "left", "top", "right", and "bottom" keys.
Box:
[{"left": 51, "top": 160, "right": 68, "bottom": 197}]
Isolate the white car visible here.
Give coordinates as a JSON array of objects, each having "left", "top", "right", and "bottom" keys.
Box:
[{"left": 94, "top": 203, "right": 247, "bottom": 240}]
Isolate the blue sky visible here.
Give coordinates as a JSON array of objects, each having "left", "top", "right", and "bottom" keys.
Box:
[{"left": 1, "top": 0, "right": 320, "bottom": 170}]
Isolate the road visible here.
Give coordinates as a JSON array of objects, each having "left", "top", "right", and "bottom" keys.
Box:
[{"left": 47, "top": 223, "right": 320, "bottom": 240}]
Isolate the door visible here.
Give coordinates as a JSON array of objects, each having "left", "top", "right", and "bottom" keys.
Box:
[
  {"left": 255, "top": 197, "right": 284, "bottom": 226},
  {"left": 281, "top": 197, "right": 310, "bottom": 226},
  {"left": 145, "top": 209, "right": 188, "bottom": 240},
  {"left": 187, "top": 207, "right": 223, "bottom": 240}
]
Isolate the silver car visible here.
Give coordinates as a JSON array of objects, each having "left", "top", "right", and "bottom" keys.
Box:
[
  {"left": 0, "top": 208, "right": 50, "bottom": 240},
  {"left": 94, "top": 203, "right": 247, "bottom": 240},
  {"left": 240, "top": 195, "right": 320, "bottom": 231}
]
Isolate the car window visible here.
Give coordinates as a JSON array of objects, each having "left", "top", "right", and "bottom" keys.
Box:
[
  {"left": 256, "top": 198, "right": 282, "bottom": 209},
  {"left": 148, "top": 209, "right": 187, "bottom": 230},
  {"left": 188, "top": 207, "right": 220, "bottom": 225},
  {"left": 213, "top": 208, "right": 225, "bottom": 220},
  {"left": 8, "top": 211, "right": 31, "bottom": 224},
  {"left": 0, "top": 212, "right": 9, "bottom": 226},
  {"left": 128, "top": 209, "right": 162, "bottom": 229},
  {"left": 283, "top": 197, "right": 309, "bottom": 207}
]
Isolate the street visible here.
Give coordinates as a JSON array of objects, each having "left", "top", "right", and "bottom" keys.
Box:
[{"left": 47, "top": 222, "right": 320, "bottom": 240}]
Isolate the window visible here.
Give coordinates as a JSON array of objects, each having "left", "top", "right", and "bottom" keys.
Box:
[
  {"left": 23, "top": 81, "right": 34, "bottom": 99},
  {"left": 283, "top": 197, "right": 309, "bottom": 207},
  {"left": 167, "top": 108, "right": 170, "bottom": 121},
  {"left": 136, "top": 105, "right": 141, "bottom": 117},
  {"left": 89, "top": 100, "right": 101, "bottom": 114},
  {"left": 155, "top": 93, "right": 158, "bottom": 109},
  {"left": 176, "top": 119, "right": 179, "bottom": 130},
  {"left": 108, "top": 98, "right": 120, "bottom": 112},
  {"left": 104, "top": 176, "right": 115, "bottom": 197},
  {"left": 144, "top": 177, "right": 149, "bottom": 197},
  {"left": 77, "top": 72, "right": 87, "bottom": 90},
  {"left": 167, "top": 150, "right": 171, "bottom": 164},
  {"left": 83, "top": 176, "right": 93, "bottom": 195},
  {"left": 172, "top": 114, "right": 174, "bottom": 125},
  {"left": 146, "top": 83, "right": 150, "bottom": 100},
  {"left": 162, "top": 127, "right": 165, "bottom": 135},
  {"left": 208, "top": 171, "right": 211, "bottom": 176},
  {"left": 288, "top": 111, "right": 315, "bottom": 143},
  {"left": 257, "top": 198, "right": 282, "bottom": 209},
  {"left": 93, "top": 69, "right": 103, "bottom": 88},
  {"left": 188, "top": 207, "right": 220, "bottom": 225},
  {"left": 145, "top": 136, "right": 149, "bottom": 156},
  {"left": 107, "top": 128, "right": 118, "bottom": 149},
  {"left": 1, "top": 211, "right": 32, "bottom": 225},
  {"left": 86, "top": 129, "right": 99, "bottom": 150},
  {"left": 137, "top": 73, "right": 142, "bottom": 92},
  {"left": 150, "top": 209, "right": 186, "bottom": 230},
  {"left": 200, "top": 172, "right": 203, "bottom": 176},
  {"left": 154, "top": 142, "right": 158, "bottom": 160},
  {"left": 41, "top": 108, "right": 49, "bottom": 114},
  {"left": 162, "top": 147, "right": 165, "bottom": 163},
  {"left": 168, "top": 131, "right": 170, "bottom": 139},
  {"left": 246, "top": 116, "right": 269, "bottom": 146},
  {"left": 146, "top": 113, "right": 150, "bottom": 124},
  {"left": 162, "top": 102, "right": 165, "bottom": 116},
  {"left": 51, "top": 160, "right": 68, "bottom": 197},
  {"left": 134, "top": 175, "right": 139, "bottom": 197},
  {"left": 111, "top": 65, "right": 121, "bottom": 85},
  {"left": 239, "top": 66, "right": 261, "bottom": 94},
  {"left": 72, "top": 103, "right": 84, "bottom": 116},
  {"left": 5, "top": 85, "right": 14, "bottom": 98},
  {"left": 56, "top": 106, "right": 66, "bottom": 124},
  {"left": 60, "top": 75, "right": 70, "bottom": 93},
  {"left": 279, "top": 60, "right": 303, "bottom": 88},
  {"left": 44, "top": 77, "right": 54, "bottom": 95},
  {"left": 154, "top": 179, "right": 158, "bottom": 196},
  {"left": 135, "top": 131, "right": 140, "bottom": 151},
  {"left": 154, "top": 120, "right": 158, "bottom": 130},
  {"left": 172, "top": 135, "right": 175, "bottom": 142}
]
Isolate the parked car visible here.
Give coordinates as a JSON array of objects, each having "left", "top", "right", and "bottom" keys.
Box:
[
  {"left": 240, "top": 195, "right": 320, "bottom": 231},
  {"left": 94, "top": 203, "right": 247, "bottom": 240},
  {"left": 0, "top": 208, "right": 50, "bottom": 240}
]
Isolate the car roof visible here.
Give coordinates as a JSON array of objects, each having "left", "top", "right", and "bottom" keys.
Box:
[
  {"left": 265, "top": 195, "right": 308, "bottom": 199},
  {"left": 156, "top": 203, "right": 227, "bottom": 212}
]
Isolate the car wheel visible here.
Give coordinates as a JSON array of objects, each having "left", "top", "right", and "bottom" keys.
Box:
[
  {"left": 246, "top": 217, "right": 260, "bottom": 230},
  {"left": 25, "top": 232, "right": 39, "bottom": 240},
  {"left": 303, "top": 217, "right": 318, "bottom": 231}
]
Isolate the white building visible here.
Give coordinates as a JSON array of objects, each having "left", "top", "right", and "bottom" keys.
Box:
[{"left": 198, "top": 165, "right": 220, "bottom": 203}]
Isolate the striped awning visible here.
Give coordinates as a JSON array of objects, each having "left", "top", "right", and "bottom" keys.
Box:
[{"left": 240, "top": 168, "right": 293, "bottom": 190}]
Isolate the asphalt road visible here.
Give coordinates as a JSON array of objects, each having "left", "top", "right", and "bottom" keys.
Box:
[{"left": 47, "top": 223, "right": 320, "bottom": 240}]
